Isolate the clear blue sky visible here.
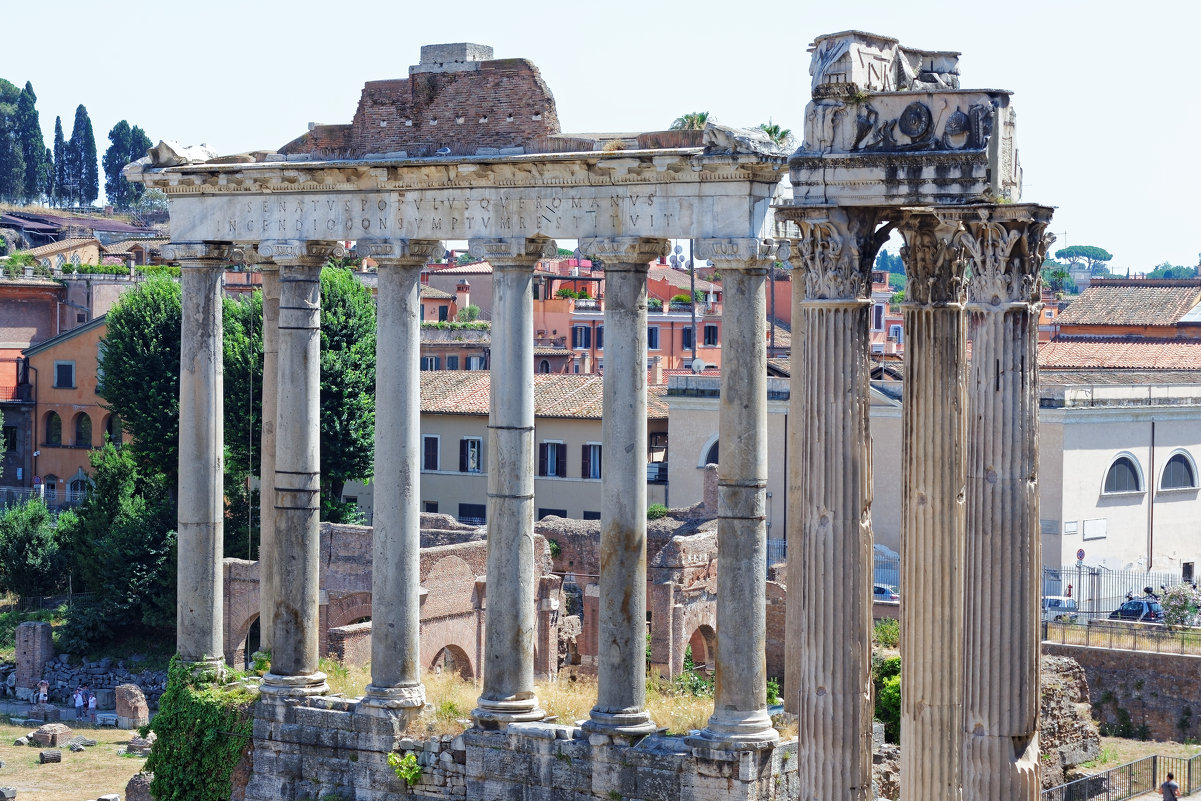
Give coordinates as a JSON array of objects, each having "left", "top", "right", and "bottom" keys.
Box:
[{"left": 6, "top": 0, "right": 1199, "bottom": 271}]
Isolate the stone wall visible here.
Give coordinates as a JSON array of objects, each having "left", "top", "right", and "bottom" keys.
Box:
[
  {"left": 1039, "top": 655, "right": 1102, "bottom": 788},
  {"left": 327, "top": 622, "right": 372, "bottom": 667},
  {"left": 1044, "top": 642, "right": 1201, "bottom": 742},
  {"left": 244, "top": 695, "right": 798, "bottom": 801}
]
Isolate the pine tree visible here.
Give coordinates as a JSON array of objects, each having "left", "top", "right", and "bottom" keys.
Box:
[
  {"left": 103, "top": 120, "right": 153, "bottom": 210},
  {"left": 51, "top": 116, "right": 66, "bottom": 206},
  {"left": 15, "top": 82, "right": 48, "bottom": 203},
  {"left": 69, "top": 105, "right": 99, "bottom": 206}
]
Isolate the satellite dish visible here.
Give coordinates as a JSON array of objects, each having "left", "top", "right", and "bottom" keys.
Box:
[
  {"left": 435, "top": 147, "right": 451, "bottom": 155},
  {"left": 776, "top": 240, "right": 791, "bottom": 263},
  {"left": 674, "top": 244, "right": 684, "bottom": 255},
  {"left": 691, "top": 358, "right": 707, "bottom": 374}
]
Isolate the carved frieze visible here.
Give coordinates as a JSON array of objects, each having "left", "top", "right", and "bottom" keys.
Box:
[
  {"left": 577, "top": 237, "right": 668, "bottom": 266},
  {"left": 258, "top": 239, "right": 348, "bottom": 265},
  {"left": 467, "top": 237, "right": 558, "bottom": 265},
  {"left": 897, "top": 214, "right": 966, "bottom": 306},
  {"left": 784, "top": 208, "right": 888, "bottom": 300},
  {"left": 695, "top": 237, "right": 780, "bottom": 267}
]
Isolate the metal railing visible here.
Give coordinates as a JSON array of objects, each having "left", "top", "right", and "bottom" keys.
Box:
[
  {"left": 1044, "top": 565, "right": 1189, "bottom": 622},
  {"left": 0, "top": 485, "right": 87, "bottom": 510},
  {"left": 1042, "top": 753, "right": 1201, "bottom": 800},
  {"left": 1044, "top": 619, "right": 1201, "bottom": 656}
]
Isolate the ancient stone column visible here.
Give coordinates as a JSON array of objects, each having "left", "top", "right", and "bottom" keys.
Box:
[
  {"left": 578, "top": 236, "right": 667, "bottom": 737},
  {"left": 952, "top": 206, "right": 1054, "bottom": 800},
  {"left": 469, "top": 236, "right": 557, "bottom": 728},
  {"left": 256, "top": 254, "right": 279, "bottom": 655},
  {"left": 258, "top": 240, "right": 342, "bottom": 697},
  {"left": 786, "top": 208, "right": 887, "bottom": 798},
  {"left": 169, "top": 242, "right": 230, "bottom": 671},
  {"left": 359, "top": 238, "right": 444, "bottom": 716},
  {"left": 689, "top": 237, "right": 780, "bottom": 751},
  {"left": 897, "top": 213, "right": 967, "bottom": 800}
]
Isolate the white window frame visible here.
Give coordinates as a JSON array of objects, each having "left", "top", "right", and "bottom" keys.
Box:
[
  {"left": 583, "top": 442, "right": 602, "bottom": 480},
  {"left": 1160, "top": 449, "right": 1199, "bottom": 492},
  {"left": 461, "top": 436, "right": 483, "bottom": 474},
  {"left": 1101, "top": 451, "right": 1145, "bottom": 496}
]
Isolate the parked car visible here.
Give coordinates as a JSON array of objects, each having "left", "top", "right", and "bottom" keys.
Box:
[
  {"left": 873, "top": 584, "right": 899, "bottom": 602},
  {"left": 1108, "top": 598, "right": 1165, "bottom": 624},
  {"left": 1041, "top": 596, "right": 1079, "bottom": 623}
]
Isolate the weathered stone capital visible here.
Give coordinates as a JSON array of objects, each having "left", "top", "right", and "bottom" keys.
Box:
[
  {"left": 163, "top": 241, "right": 235, "bottom": 266},
  {"left": 788, "top": 207, "right": 889, "bottom": 301},
  {"left": 357, "top": 238, "right": 446, "bottom": 267},
  {"left": 695, "top": 237, "right": 780, "bottom": 269},
  {"left": 897, "top": 212, "right": 966, "bottom": 307},
  {"left": 937, "top": 205, "right": 1055, "bottom": 308},
  {"left": 577, "top": 236, "right": 667, "bottom": 268},
  {"left": 259, "top": 239, "right": 347, "bottom": 267},
  {"left": 467, "top": 236, "right": 557, "bottom": 267}
]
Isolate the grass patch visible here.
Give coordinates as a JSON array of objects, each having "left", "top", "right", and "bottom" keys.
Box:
[{"left": 0, "top": 721, "right": 146, "bottom": 801}]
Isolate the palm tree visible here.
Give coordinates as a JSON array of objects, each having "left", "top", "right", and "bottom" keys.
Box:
[
  {"left": 758, "top": 120, "right": 793, "bottom": 147},
  {"left": 670, "top": 111, "right": 709, "bottom": 131}
]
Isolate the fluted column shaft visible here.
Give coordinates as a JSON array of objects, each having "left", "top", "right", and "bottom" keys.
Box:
[
  {"left": 898, "top": 215, "right": 967, "bottom": 801},
  {"left": 470, "top": 237, "right": 556, "bottom": 728},
  {"left": 258, "top": 262, "right": 279, "bottom": 655},
  {"left": 173, "top": 243, "right": 228, "bottom": 670},
  {"left": 259, "top": 240, "right": 342, "bottom": 697},
  {"left": 787, "top": 210, "right": 882, "bottom": 799},
  {"left": 361, "top": 238, "right": 444, "bottom": 714},
  {"left": 690, "top": 238, "right": 780, "bottom": 750},
  {"left": 579, "top": 237, "right": 666, "bottom": 736},
  {"left": 956, "top": 206, "right": 1054, "bottom": 800}
]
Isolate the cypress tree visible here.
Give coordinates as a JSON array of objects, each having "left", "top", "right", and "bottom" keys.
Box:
[
  {"left": 15, "top": 82, "right": 48, "bottom": 203},
  {"left": 103, "top": 121, "right": 152, "bottom": 210},
  {"left": 70, "top": 105, "right": 99, "bottom": 206},
  {"left": 0, "top": 79, "right": 22, "bottom": 202},
  {"left": 51, "top": 116, "right": 66, "bottom": 206}
]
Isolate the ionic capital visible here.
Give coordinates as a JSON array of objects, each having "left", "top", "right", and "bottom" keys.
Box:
[
  {"left": 940, "top": 205, "right": 1055, "bottom": 308},
  {"left": 259, "top": 239, "right": 347, "bottom": 268},
  {"left": 163, "top": 241, "right": 235, "bottom": 267},
  {"left": 358, "top": 238, "right": 446, "bottom": 268},
  {"left": 695, "top": 237, "right": 781, "bottom": 271},
  {"left": 789, "top": 207, "right": 889, "bottom": 301},
  {"left": 577, "top": 236, "right": 668, "bottom": 269},
  {"left": 468, "top": 237, "right": 558, "bottom": 268},
  {"left": 897, "top": 212, "right": 967, "bottom": 307}
]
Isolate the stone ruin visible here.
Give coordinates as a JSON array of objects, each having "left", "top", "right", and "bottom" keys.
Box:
[{"left": 128, "top": 31, "right": 1053, "bottom": 801}]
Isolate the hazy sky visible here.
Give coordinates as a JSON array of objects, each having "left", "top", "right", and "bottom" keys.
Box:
[{"left": 6, "top": 0, "right": 1198, "bottom": 271}]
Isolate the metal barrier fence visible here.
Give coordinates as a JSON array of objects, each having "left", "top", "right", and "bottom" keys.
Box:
[
  {"left": 767, "top": 538, "right": 787, "bottom": 570},
  {"left": 1042, "top": 753, "right": 1201, "bottom": 800},
  {"left": 1044, "top": 565, "right": 1190, "bottom": 620},
  {"left": 1043, "top": 619, "right": 1201, "bottom": 656},
  {"left": 0, "top": 485, "right": 87, "bottom": 510}
]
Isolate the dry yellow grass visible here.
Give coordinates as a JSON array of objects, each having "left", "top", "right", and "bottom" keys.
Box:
[{"left": 0, "top": 722, "right": 146, "bottom": 801}]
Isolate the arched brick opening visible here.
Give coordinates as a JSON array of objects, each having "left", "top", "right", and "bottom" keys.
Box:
[
  {"left": 327, "top": 594, "right": 373, "bottom": 631},
  {"left": 230, "top": 613, "right": 260, "bottom": 671},
  {"left": 687, "top": 624, "right": 716, "bottom": 676},
  {"left": 430, "top": 643, "right": 473, "bottom": 680}
]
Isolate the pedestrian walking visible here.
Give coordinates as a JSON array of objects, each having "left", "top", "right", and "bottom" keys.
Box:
[{"left": 1160, "top": 771, "right": 1180, "bottom": 800}]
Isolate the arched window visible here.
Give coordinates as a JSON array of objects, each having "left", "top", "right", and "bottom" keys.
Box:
[
  {"left": 1103, "top": 455, "right": 1143, "bottom": 494},
  {"left": 104, "top": 414, "right": 122, "bottom": 445},
  {"left": 539, "top": 359, "right": 551, "bottom": 374},
  {"left": 45, "top": 412, "right": 62, "bottom": 445},
  {"left": 705, "top": 441, "right": 719, "bottom": 466},
  {"left": 1161, "top": 452, "right": 1198, "bottom": 490},
  {"left": 74, "top": 413, "right": 92, "bottom": 448},
  {"left": 69, "top": 478, "right": 89, "bottom": 500}
]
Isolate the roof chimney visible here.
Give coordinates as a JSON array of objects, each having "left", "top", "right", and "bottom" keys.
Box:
[
  {"left": 651, "top": 355, "right": 663, "bottom": 385},
  {"left": 456, "top": 279, "right": 471, "bottom": 310}
]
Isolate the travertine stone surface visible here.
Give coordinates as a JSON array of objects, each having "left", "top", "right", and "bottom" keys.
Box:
[
  {"left": 170, "top": 243, "right": 228, "bottom": 670},
  {"left": 258, "top": 258, "right": 279, "bottom": 654},
  {"left": 784, "top": 207, "right": 887, "bottom": 799},
  {"left": 260, "top": 241, "right": 342, "bottom": 697},
  {"left": 689, "top": 238, "right": 779, "bottom": 750},
  {"left": 578, "top": 237, "right": 667, "bottom": 736},
  {"left": 362, "top": 238, "right": 445, "bottom": 715},
  {"left": 897, "top": 214, "right": 967, "bottom": 801},
  {"left": 954, "top": 205, "right": 1054, "bottom": 800},
  {"left": 470, "top": 237, "right": 556, "bottom": 727}
]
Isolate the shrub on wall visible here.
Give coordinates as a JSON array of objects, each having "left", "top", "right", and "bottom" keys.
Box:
[{"left": 145, "top": 656, "right": 255, "bottom": 801}]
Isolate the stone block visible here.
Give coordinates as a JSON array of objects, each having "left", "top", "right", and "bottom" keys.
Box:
[
  {"left": 38, "top": 749, "right": 60, "bottom": 763},
  {"left": 115, "top": 683, "right": 149, "bottom": 729},
  {"left": 12, "top": 737, "right": 27, "bottom": 747},
  {"left": 95, "top": 687, "right": 115, "bottom": 710},
  {"left": 28, "top": 703, "right": 59, "bottom": 722},
  {"left": 0, "top": 787, "right": 14, "bottom": 800},
  {"left": 98, "top": 795, "right": 121, "bottom": 801},
  {"left": 95, "top": 712, "right": 118, "bottom": 727},
  {"left": 31, "top": 723, "right": 72, "bottom": 747}
]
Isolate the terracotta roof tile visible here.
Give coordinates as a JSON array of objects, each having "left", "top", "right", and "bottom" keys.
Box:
[
  {"left": 1039, "top": 336, "right": 1201, "bottom": 370},
  {"left": 430, "top": 261, "right": 493, "bottom": 275},
  {"left": 648, "top": 266, "right": 720, "bottom": 293},
  {"left": 1040, "top": 369, "right": 1201, "bottom": 386},
  {"left": 420, "top": 371, "right": 667, "bottom": 420},
  {"left": 24, "top": 238, "right": 100, "bottom": 258},
  {"left": 420, "top": 284, "right": 454, "bottom": 300},
  {"left": 1054, "top": 280, "right": 1201, "bottom": 327},
  {"left": 103, "top": 238, "right": 168, "bottom": 255}
]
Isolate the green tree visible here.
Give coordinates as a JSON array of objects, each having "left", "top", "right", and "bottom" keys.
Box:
[
  {"left": 0, "top": 498, "right": 69, "bottom": 598},
  {"left": 1147, "top": 262, "right": 1195, "bottom": 280},
  {"left": 98, "top": 276, "right": 183, "bottom": 485},
  {"left": 103, "top": 120, "right": 152, "bottom": 210},
  {"left": 51, "top": 116, "right": 66, "bottom": 206},
  {"left": 670, "top": 111, "right": 709, "bottom": 130},
  {"left": 0, "top": 110, "right": 24, "bottom": 203},
  {"left": 319, "top": 267, "right": 376, "bottom": 514},
  {"left": 875, "top": 249, "right": 904, "bottom": 274},
  {"left": 58, "top": 441, "right": 177, "bottom": 651},
  {"left": 757, "top": 120, "right": 793, "bottom": 147},
  {"left": 1054, "top": 245, "right": 1113, "bottom": 275},
  {"left": 69, "top": 105, "right": 99, "bottom": 206},
  {"left": 15, "top": 82, "right": 49, "bottom": 202}
]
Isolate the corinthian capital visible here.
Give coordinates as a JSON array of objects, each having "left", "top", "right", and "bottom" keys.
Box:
[
  {"left": 577, "top": 236, "right": 668, "bottom": 266},
  {"left": 695, "top": 237, "right": 781, "bottom": 269},
  {"left": 259, "top": 239, "right": 347, "bottom": 267},
  {"left": 788, "top": 207, "right": 888, "bottom": 301},
  {"left": 898, "top": 213, "right": 966, "bottom": 306},
  {"left": 467, "top": 237, "right": 558, "bottom": 266},
  {"left": 940, "top": 205, "right": 1055, "bottom": 308},
  {"left": 163, "top": 241, "right": 235, "bottom": 265},
  {"left": 357, "top": 238, "right": 446, "bottom": 266}
]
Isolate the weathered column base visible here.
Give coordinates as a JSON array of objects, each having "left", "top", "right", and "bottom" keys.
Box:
[
  {"left": 360, "top": 683, "right": 427, "bottom": 717},
  {"left": 581, "top": 707, "right": 658, "bottom": 737},
  {"left": 181, "top": 655, "right": 226, "bottom": 680},
  {"left": 687, "top": 709, "right": 780, "bottom": 751},
  {"left": 471, "top": 696, "right": 546, "bottom": 730},
  {"left": 260, "top": 670, "right": 329, "bottom": 699},
  {"left": 964, "top": 732, "right": 1040, "bottom": 798}
]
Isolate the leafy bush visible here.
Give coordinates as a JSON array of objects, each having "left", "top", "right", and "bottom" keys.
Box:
[
  {"left": 646, "top": 504, "right": 669, "bottom": 520},
  {"left": 1161, "top": 584, "right": 1201, "bottom": 628},
  {"left": 647, "top": 298, "right": 663, "bottom": 311},
  {"left": 872, "top": 654, "right": 901, "bottom": 742},
  {"left": 0, "top": 499, "right": 69, "bottom": 598},
  {"left": 388, "top": 751, "right": 422, "bottom": 786},
  {"left": 135, "top": 264, "right": 181, "bottom": 278},
  {"left": 873, "top": 617, "right": 900, "bottom": 648},
  {"left": 767, "top": 677, "right": 781, "bottom": 705},
  {"left": 670, "top": 293, "right": 693, "bottom": 304},
  {"left": 146, "top": 656, "right": 255, "bottom": 801},
  {"left": 455, "top": 304, "right": 480, "bottom": 322}
]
